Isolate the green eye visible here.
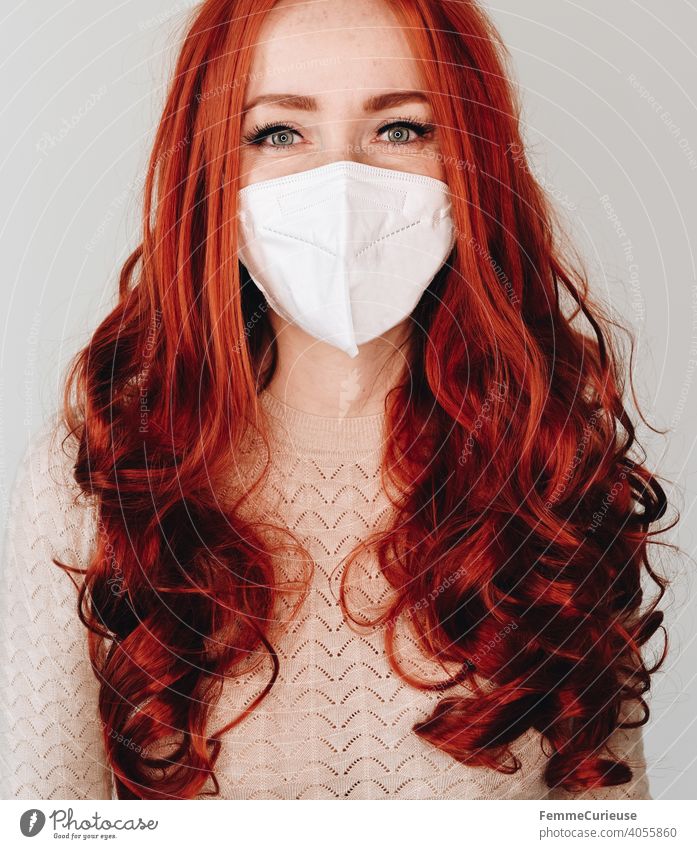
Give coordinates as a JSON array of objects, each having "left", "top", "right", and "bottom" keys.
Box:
[
  {"left": 269, "top": 130, "right": 296, "bottom": 147},
  {"left": 377, "top": 119, "right": 434, "bottom": 146},
  {"left": 242, "top": 123, "right": 303, "bottom": 148},
  {"left": 385, "top": 126, "right": 412, "bottom": 144}
]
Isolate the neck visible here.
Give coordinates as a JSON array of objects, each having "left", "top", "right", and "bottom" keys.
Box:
[{"left": 259, "top": 312, "right": 412, "bottom": 417}]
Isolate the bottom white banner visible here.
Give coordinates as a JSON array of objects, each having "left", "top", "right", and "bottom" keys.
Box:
[{"left": 0, "top": 799, "right": 694, "bottom": 849}]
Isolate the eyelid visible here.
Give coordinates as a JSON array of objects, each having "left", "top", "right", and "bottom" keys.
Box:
[
  {"left": 375, "top": 115, "right": 434, "bottom": 130},
  {"left": 242, "top": 120, "right": 305, "bottom": 145}
]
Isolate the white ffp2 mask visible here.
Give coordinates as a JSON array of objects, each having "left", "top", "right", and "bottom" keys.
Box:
[{"left": 236, "top": 160, "right": 456, "bottom": 358}]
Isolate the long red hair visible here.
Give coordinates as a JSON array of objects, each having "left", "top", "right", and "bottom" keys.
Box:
[{"left": 56, "top": 0, "right": 674, "bottom": 798}]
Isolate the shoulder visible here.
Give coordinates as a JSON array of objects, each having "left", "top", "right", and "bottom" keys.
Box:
[
  {"left": 1, "top": 414, "right": 113, "bottom": 800},
  {"left": 2, "top": 412, "right": 100, "bottom": 631},
  {"left": 4, "top": 412, "right": 98, "bottom": 571}
]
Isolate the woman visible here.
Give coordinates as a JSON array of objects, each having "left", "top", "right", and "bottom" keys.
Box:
[{"left": 1, "top": 0, "right": 671, "bottom": 800}]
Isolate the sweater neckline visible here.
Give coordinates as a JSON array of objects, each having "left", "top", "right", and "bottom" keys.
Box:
[{"left": 256, "top": 387, "right": 386, "bottom": 452}]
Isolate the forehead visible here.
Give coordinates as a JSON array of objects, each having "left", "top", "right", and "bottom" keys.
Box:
[{"left": 243, "top": 0, "right": 425, "bottom": 101}]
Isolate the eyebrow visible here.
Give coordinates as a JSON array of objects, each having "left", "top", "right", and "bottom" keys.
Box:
[{"left": 242, "top": 90, "right": 430, "bottom": 114}]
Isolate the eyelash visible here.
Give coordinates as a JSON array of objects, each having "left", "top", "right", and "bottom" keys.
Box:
[{"left": 241, "top": 116, "right": 435, "bottom": 147}]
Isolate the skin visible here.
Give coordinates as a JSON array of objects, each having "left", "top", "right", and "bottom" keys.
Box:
[{"left": 238, "top": 0, "right": 447, "bottom": 417}]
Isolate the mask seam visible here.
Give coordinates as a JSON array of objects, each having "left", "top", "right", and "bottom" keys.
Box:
[
  {"left": 353, "top": 218, "right": 423, "bottom": 258},
  {"left": 261, "top": 226, "right": 337, "bottom": 258}
]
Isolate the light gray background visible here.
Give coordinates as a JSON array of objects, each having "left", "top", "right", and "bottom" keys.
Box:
[{"left": 0, "top": 0, "right": 695, "bottom": 799}]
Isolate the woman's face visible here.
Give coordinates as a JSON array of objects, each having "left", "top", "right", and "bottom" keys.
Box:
[{"left": 238, "top": 0, "right": 446, "bottom": 189}]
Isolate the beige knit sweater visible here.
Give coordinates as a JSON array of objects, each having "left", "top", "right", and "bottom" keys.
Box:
[{"left": 1, "top": 388, "right": 651, "bottom": 799}]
